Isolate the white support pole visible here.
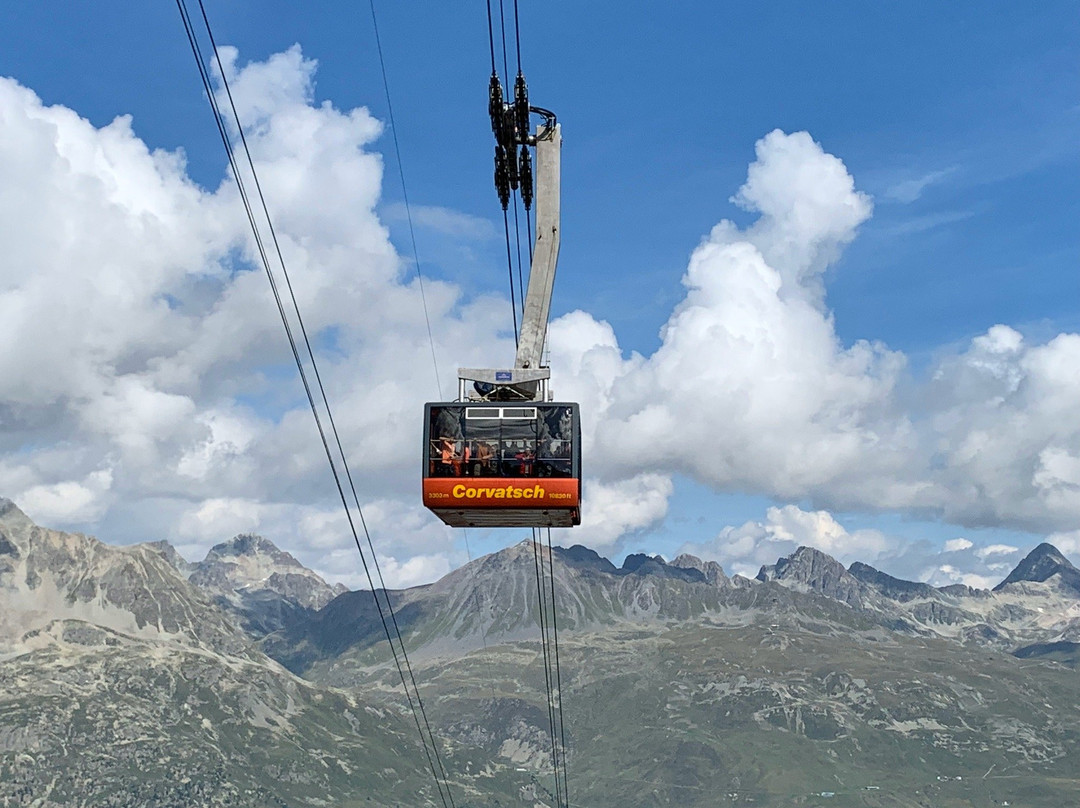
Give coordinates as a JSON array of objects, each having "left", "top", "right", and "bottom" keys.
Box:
[{"left": 515, "top": 123, "right": 561, "bottom": 370}]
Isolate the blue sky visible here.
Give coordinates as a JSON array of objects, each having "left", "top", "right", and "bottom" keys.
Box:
[
  {"left": 0, "top": 2, "right": 1078, "bottom": 587},
  {"left": 6, "top": 3, "right": 1075, "bottom": 350}
]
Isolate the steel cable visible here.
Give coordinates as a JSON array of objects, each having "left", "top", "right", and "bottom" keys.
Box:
[
  {"left": 502, "top": 210, "right": 520, "bottom": 347},
  {"left": 368, "top": 0, "right": 444, "bottom": 398}
]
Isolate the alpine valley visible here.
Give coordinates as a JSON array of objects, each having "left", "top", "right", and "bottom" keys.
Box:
[{"left": 2, "top": 496, "right": 1078, "bottom": 807}]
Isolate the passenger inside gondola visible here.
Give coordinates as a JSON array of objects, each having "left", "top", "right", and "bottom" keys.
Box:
[{"left": 474, "top": 440, "right": 496, "bottom": 474}]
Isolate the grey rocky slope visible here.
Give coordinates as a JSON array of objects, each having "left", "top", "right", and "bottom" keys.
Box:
[
  {"left": 0, "top": 499, "right": 447, "bottom": 808},
  {"left": 756, "top": 543, "right": 1080, "bottom": 651},
  {"left": 268, "top": 539, "right": 1080, "bottom": 679},
  {"left": 260, "top": 541, "right": 833, "bottom": 675},
  {"left": 994, "top": 541, "right": 1080, "bottom": 593},
  {"left": 0, "top": 498, "right": 248, "bottom": 657},
  {"left": 262, "top": 538, "right": 1080, "bottom": 807}
]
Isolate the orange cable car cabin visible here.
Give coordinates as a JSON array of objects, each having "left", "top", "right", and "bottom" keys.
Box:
[{"left": 423, "top": 401, "right": 581, "bottom": 528}]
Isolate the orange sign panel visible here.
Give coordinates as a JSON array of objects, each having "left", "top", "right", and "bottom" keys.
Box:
[{"left": 423, "top": 478, "right": 580, "bottom": 508}]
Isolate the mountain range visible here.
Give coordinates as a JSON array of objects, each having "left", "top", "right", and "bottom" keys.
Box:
[{"left": 2, "top": 496, "right": 1079, "bottom": 806}]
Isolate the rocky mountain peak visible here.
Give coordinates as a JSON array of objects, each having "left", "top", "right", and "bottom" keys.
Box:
[
  {"left": 757, "top": 546, "right": 842, "bottom": 582},
  {"left": 438, "top": 542, "right": 712, "bottom": 601},
  {"left": 142, "top": 539, "right": 193, "bottom": 574},
  {"left": 189, "top": 534, "right": 346, "bottom": 627},
  {"left": 621, "top": 553, "right": 708, "bottom": 583},
  {"left": 555, "top": 544, "right": 619, "bottom": 574},
  {"left": 0, "top": 499, "right": 28, "bottom": 568},
  {"left": 1, "top": 499, "right": 41, "bottom": 564},
  {"left": 994, "top": 543, "right": 1080, "bottom": 593},
  {"left": 205, "top": 533, "right": 294, "bottom": 563},
  {"left": 621, "top": 552, "right": 663, "bottom": 572},
  {"left": 757, "top": 546, "right": 863, "bottom": 606},
  {"left": 670, "top": 554, "right": 727, "bottom": 586},
  {"left": 0, "top": 497, "right": 33, "bottom": 534}
]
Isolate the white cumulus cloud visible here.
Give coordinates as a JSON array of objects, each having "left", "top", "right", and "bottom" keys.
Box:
[
  {"left": 679, "top": 504, "right": 889, "bottom": 579},
  {"left": 576, "top": 474, "right": 674, "bottom": 549}
]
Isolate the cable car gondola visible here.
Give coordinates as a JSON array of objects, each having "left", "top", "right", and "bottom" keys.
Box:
[{"left": 423, "top": 400, "right": 580, "bottom": 527}]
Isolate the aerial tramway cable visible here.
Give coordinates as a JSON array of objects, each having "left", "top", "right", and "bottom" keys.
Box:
[
  {"left": 368, "top": 0, "right": 444, "bottom": 398},
  {"left": 498, "top": 0, "right": 527, "bottom": 324},
  {"left": 488, "top": 0, "right": 523, "bottom": 344},
  {"left": 510, "top": 0, "right": 530, "bottom": 314},
  {"left": 503, "top": 211, "right": 521, "bottom": 347},
  {"left": 176, "top": 3, "right": 455, "bottom": 805}
]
